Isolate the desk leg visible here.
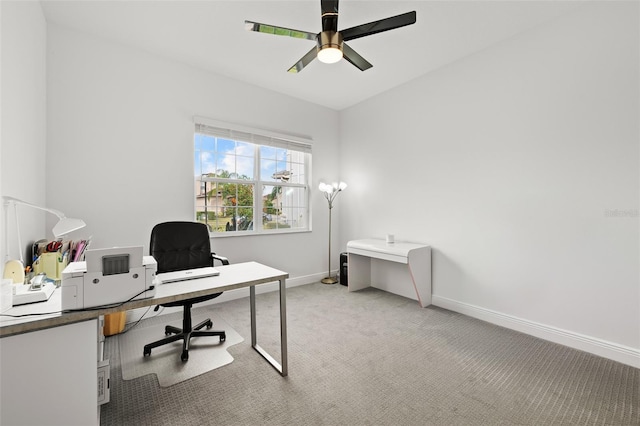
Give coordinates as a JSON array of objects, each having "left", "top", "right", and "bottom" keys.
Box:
[
  {"left": 279, "top": 278, "right": 288, "bottom": 376},
  {"left": 348, "top": 253, "right": 372, "bottom": 292},
  {"left": 250, "top": 279, "right": 288, "bottom": 376}
]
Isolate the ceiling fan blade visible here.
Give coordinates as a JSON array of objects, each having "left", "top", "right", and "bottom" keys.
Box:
[
  {"left": 342, "top": 43, "right": 372, "bottom": 71},
  {"left": 244, "top": 20, "right": 316, "bottom": 41},
  {"left": 341, "top": 11, "right": 416, "bottom": 42},
  {"left": 321, "top": 0, "right": 339, "bottom": 32},
  {"left": 287, "top": 46, "right": 318, "bottom": 73}
]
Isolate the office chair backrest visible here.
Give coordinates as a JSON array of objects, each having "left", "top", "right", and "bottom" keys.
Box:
[{"left": 150, "top": 222, "right": 212, "bottom": 274}]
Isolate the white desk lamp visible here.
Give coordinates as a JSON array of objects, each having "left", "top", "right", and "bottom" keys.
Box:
[
  {"left": 318, "top": 181, "right": 347, "bottom": 284},
  {"left": 2, "top": 196, "right": 86, "bottom": 283}
]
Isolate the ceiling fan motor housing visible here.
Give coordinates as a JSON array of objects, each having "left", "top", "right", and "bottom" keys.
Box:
[{"left": 317, "top": 31, "right": 343, "bottom": 52}]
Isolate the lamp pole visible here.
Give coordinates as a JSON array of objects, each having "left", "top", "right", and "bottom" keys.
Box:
[
  {"left": 319, "top": 182, "right": 346, "bottom": 284},
  {"left": 322, "top": 200, "right": 335, "bottom": 284}
]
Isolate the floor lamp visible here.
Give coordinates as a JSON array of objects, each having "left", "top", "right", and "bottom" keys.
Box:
[
  {"left": 3, "top": 196, "right": 86, "bottom": 283},
  {"left": 319, "top": 181, "right": 346, "bottom": 284}
]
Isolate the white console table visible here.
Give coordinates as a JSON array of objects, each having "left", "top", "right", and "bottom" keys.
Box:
[{"left": 346, "top": 239, "right": 431, "bottom": 307}]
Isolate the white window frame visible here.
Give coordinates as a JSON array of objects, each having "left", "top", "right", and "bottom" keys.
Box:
[{"left": 194, "top": 117, "right": 312, "bottom": 237}]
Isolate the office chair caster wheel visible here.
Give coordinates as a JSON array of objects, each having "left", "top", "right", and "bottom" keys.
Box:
[
  {"left": 205, "top": 320, "right": 213, "bottom": 329},
  {"left": 220, "top": 333, "right": 226, "bottom": 343},
  {"left": 143, "top": 348, "right": 151, "bottom": 357},
  {"left": 181, "top": 351, "right": 189, "bottom": 362}
]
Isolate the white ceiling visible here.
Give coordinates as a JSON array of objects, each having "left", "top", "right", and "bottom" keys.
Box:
[{"left": 40, "top": 0, "right": 584, "bottom": 111}]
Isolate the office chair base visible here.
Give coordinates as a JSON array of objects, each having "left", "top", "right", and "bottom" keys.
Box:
[
  {"left": 143, "top": 317, "right": 226, "bottom": 362},
  {"left": 164, "top": 317, "right": 211, "bottom": 335}
]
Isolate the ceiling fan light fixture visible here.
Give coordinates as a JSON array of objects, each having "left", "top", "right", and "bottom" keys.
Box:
[
  {"left": 246, "top": 2, "right": 417, "bottom": 73},
  {"left": 317, "top": 31, "right": 343, "bottom": 64},
  {"left": 318, "top": 46, "right": 343, "bottom": 64}
]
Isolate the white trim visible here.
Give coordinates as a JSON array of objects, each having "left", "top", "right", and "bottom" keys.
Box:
[
  {"left": 432, "top": 295, "right": 640, "bottom": 368},
  {"left": 193, "top": 116, "right": 313, "bottom": 149},
  {"left": 194, "top": 116, "right": 312, "bottom": 235}
]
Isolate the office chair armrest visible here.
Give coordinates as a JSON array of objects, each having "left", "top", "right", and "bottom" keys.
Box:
[{"left": 211, "top": 253, "right": 230, "bottom": 266}]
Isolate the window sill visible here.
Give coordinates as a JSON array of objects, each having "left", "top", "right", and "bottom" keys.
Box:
[{"left": 210, "top": 228, "right": 312, "bottom": 238}]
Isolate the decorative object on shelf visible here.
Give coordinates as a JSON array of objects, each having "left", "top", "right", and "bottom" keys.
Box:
[
  {"left": 2, "top": 196, "right": 86, "bottom": 283},
  {"left": 318, "top": 181, "right": 347, "bottom": 284}
]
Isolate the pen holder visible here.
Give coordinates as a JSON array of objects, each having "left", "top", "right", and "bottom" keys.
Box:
[{"left": 33, "top": 253, "right": 69, "bottom": 282}]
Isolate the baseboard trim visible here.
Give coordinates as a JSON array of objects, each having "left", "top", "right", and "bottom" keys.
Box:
[
  {"left": 432, "top": 295, "right": 640, "bottom": 368},
  {"left": 125, "top": 272, "right": 326, "bottom": 324}
]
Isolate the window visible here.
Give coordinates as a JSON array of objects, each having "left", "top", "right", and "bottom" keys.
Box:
[{"left": 194, "top": 118, "right": 312, "bottom": 235}]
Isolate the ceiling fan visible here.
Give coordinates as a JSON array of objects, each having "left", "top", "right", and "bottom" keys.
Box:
[{"left": 245, "top": 0, "right": 416, "bottom": 73}]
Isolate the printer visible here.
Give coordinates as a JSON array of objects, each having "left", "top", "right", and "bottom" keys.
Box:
[{"left": 61, "top": 246, "right": 157, "bottom": 310}]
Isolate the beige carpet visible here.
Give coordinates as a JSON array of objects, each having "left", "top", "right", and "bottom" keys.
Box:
[
  {"left": 102, "top": 284, "right": 640, "bottom": 425},
  {"left": 118, "top": 311, "right": 243, "bottom": 387}
]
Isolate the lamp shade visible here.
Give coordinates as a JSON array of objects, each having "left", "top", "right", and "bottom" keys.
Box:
[
  {"left": 52, "top": 217, "right": 86, "bottom": 238},
  {"left": 3, "top": 196, "right": 86, "bottom": 264}
]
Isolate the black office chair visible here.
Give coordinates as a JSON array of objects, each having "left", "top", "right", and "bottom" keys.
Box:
[{"left": 143, "top": 221, "right": 227, "bottom": 362}]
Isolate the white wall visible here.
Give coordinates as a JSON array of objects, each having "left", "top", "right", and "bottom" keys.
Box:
[
  {"left": 339, "top": 2, "right": 639, "bottom": 365},
  {"left": 0, "top": 2, "right": 58, "bottom": 423},
  {"left": 0, "top": 1, "right": 47, "bottom": 266},
  {"left": 46, "top": 25, "right": 340, "bottom": 281},
  {"left": 5, "top": 1, "right": 638, "bottom": 368}
]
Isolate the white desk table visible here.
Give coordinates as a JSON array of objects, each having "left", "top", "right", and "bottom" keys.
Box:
[
  {"left": 347, "top": 239, "right": 431, "bottom": 307},
  {"left": 0, "top": 261, "right": 288, "bottom": 425}
]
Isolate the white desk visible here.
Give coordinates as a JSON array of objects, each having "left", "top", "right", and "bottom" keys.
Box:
[
  {"left": 347, "top": 239, "right": 431, "bottom": 307},
  {"left": 0, "top": 261, "right": 288, "bottom": 426}
]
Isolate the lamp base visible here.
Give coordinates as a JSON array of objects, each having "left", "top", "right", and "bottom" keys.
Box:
[
  {"left": 321, "top": 276, "right": 338, "bottom": 285},
  {"left": 3, "top": 259, "right": 25, "bottom": 284}
]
